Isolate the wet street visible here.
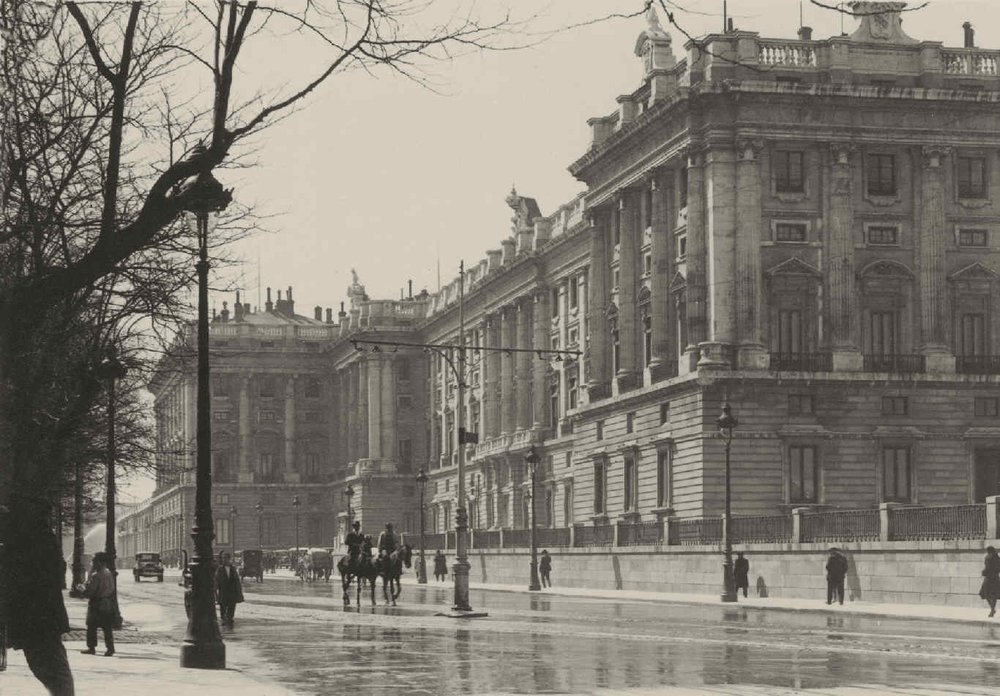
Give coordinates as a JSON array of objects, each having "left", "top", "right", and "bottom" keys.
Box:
[{"left": 119, "top": 574, "right": 1000, "bottom": 695}]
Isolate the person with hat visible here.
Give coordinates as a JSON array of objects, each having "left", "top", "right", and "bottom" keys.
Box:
[
  {"left": 979, "top": 545, "right": 1000, "bottom": 617},
  {"left": 77, "top": 552, "right": 116, "bottom": 656},
  {"left": 345, "top": 520, "right": 364, "bottom": 566},
  {"left": 377, "top": 523, "right": 398, "bottom": 559},
  {"left": 825, "top": 547, "right": 849, "bottom": 605}
]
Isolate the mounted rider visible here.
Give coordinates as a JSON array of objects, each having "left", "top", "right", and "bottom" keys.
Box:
[
  {"left": 377, "top": 523, "right": 398, "bottom": 559},
  {"left": 345, "top": 521, "right": 365, "bottom": 564}
]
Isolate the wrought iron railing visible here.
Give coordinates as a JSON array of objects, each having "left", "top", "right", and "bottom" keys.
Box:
[
  {"left": 669, "top": 517, "right": 722, "bottom": 546},
  {"left": 421, "top": 533, "right": 447, "bottom": 551},
  {"left": 503, "top": 529, "right": 531, "bottom": 547},
  {"left": 862, "top": 354, "right": 925, "bottom": 373},
  {"left": 535, "top": 527, "right": 572, "bottom": 548},
  {"left": 730, "top": 515, "right": 793, "bottom": 544},
  {"left": 957, "top": 355, "right": 1000, "bottom": 375},
  {"left": 801, "top": 509, "right": 879, "bottom": 543},
  {"left": 769, "top": 352, "right": 833, "bottom": 372},
  {"left": 617, "top": 520, "right": 663, "bottom": 546},
  {"left": 888, "top": 504, "right": 986, "bottom": 541},
  {"left": 573, "top": 524, "right": 614, "bottom": 547},
  {"left": 472, "top": 529, "right": 501, "bottom": 549}
]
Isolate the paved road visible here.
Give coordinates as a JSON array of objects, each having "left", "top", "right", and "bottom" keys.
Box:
[{"left": 119, "top": 574, "right": 1000, "bottom": 695}]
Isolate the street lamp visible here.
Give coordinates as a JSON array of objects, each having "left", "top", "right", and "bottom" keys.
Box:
[
  {"left": 95, "top": 349, "right": 126, "bottom": 573},
  {"left": 230, "top": 505, "right": 237, "bottom": 551},
  {"left": 526, "top": 447, "right": 541, "bottom": 592},
  {"left": 292, "top": 495, "right": 301, "bottom": 557},
  {"left": 178, "top": 160, "right": 232, "bottom": 670},
  {"left": 255, "top": 500, "right": 263, "bottom": 552},
  {"left": 416, "top": 469, "right": 428, "bottom": 584},
  {"left": 343, "top": 484, "right": 354, "bottom": 528},
  {"left": 718, "top": 403, "right": 739, "bottom": 603}
]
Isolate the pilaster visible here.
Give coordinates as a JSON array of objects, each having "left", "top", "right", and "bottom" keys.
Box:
[
  {"left": 684, "top": 150, "right": 708, "bottom": 366},
  {"left": 484, "top": 314, "right": 501, "bottom": 438},
  {"left": 238, "top": 375, "right": 252, "bottom": 482},
  {"left": 586, "top": 209, "right": 611, "bottom": 400},
  {"left": 532, "top": 288, "right": 550, "bottom": 429},
  {"left": 500, "top": 306, "right": 517, "bottom": 434},
  {"left": 382, "top": 357, "right": 397, "bottom": 467},
  {"left": 919, "top": 145, "right": 956, "bottom": 373},
  {"left": 829, "top": 143, "right": 862, "bottom": 370},
  {"left": 616, "top": 191, "right": 640, "bottom": 390},
  {"left": 735, "top": 139, "right": 768, "bottom": 369},
  {"left": 648, "top": 169, "right": 675, "bottom": 381},
  {"left": 704, "top": 145, "right": 737, "bottom": 352},
  {"left": 515, "top": 297, "right": 533, "bottom": 430},
  {"left": 283, "top": 375, "right": 299, "bottom": 482}
]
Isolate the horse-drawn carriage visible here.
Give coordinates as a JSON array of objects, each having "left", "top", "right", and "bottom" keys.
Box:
[
  {"left": 239, "top": 549, "right": 264, "bottom": 583},
  {"left": 296, "top": 548, "right": 333, "bottom": 582}
]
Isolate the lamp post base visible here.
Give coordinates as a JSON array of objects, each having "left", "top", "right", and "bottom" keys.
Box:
[
  {"left": 417, "top": 554, "right": 428, "bottom": 584},
  {"left": 528, "top": 561, "right": 541, "bottom": 592},
  {"left": 452, "top": 558, "right": 472, "bottom": 612},
  {"left": 721, "top": 562, "right": 738, "bottom": 603},
  {"left": 180, "top": 641, "right": 226, "bottom": 670}
]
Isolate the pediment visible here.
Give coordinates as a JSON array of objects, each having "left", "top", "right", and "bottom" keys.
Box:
[
  {"left": 668, "top": 271, "right": 687, "bottom": 292},
  {"left": 949, "top": 261, "right": 999, "bottom": 281},
  {"left": 765, "top": 257, "right": 821, "bottom": 278},
  {"left": 858, "top": 259, "right": 914, "bottom": 279},
  {"left": 637, "top": 286, "right": 651, "bottom": 304}
]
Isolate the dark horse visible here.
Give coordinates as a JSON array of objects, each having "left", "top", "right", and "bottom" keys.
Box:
[
  {"left": 338, "top": 554, "right": 380, "bottom": 606},
  {"left": 376, "top": 544, "right": 412, "bottom": 606}
]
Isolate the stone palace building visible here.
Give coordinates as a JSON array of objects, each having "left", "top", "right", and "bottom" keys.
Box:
[{"left": 119, "top": 3, "right": 1000, "bottom": 560}]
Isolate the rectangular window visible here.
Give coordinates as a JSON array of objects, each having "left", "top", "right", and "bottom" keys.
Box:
[
  {"left": 774, "top": 223, "right": 807, "bottom": 242},
  {"left": 397, "top": 394, "right": 413, "bottom": 410},
  {"left": 643, "top": 253, "right": 653, "bottom": 275},
  {"left": 789, "top": 445, "right": 818, "bottom": 503},
  {"left": 593, "top": 459, "right": 606, "bottom": 514},
  {"left": 396, "top": 361, "right": 411, "bottom": 382},
  {"left": 258, "top": 376, "right": 275, "bottom": 398},
  {"left": 677, "top": 234, "right": 687, "bottom": 259},
  {"left": 959, "top": 229, "right": 988, "bottom": 247},
  {"left": 958, "top": 156, "right": 987, "bottom": 198},
  {"left": 788, "top": 394, "right": 814, "bottom": 415},
  {"left": 303, "top": 453, "right": 320, "bottom": 481},
  {"left": 869, "top": 311, "right": 898, "bottom": 356},
  {"left": 549, "top": 378, "right": 560, "bottom": 426},
  {"left": 679, "top": 166, "right": 689, "bottom": 208},
  {"left": 568, "top": 327, "right": 579, "bottom": 346},
  {"left": 259, "top": 410, "right": 276, "bottom": 422},
  {"left": 611, "top": 325, "right": 620, "bottom": 373},
  {"left": 626, "top": 412, "right": 635, "bottom": 434},
  {"left": 612, "top": 269, "right": 620, "bottom": 289},
  {"left": 656, "top": 448, "right": 671, "bottom": 508},
  {"left": 959, "top": 313, "right": 986, "bottom": 357},
  {"left": 551, "top": 288, "right": 560, "bottom": 316},
  {"left": 881, "top": 396, "right": 908, "bottom": 416},
  {"left": 596, "top": 420, "right": 604, "bottom": 441},
  {"left": 777, "top": 309, "right": 803, "bottom": 355},
  {"left": 623, "top": 454, "right": 638, "bottom": 512},
  {"left": 867, "top": 225, "right": 899, "bottom": 246},
  {"left": 774, "top": 151, "right": 805, "bottom": 193},
  {"left": 216, "top": 518, "right": 231, "bottom": 545},
  {"left": 866, "top": 153, "right": 897, "bottom": 196},
  {"left": 569, "top": 277, "right": 579, "bottom": 308},
  {"left": 214, "top": 493, "right": 230, "bottom": 505},
  {"left": 881, "top": 446, "right": 912, "bottom": 503},
  {"left": 975, "top": 397, "right": 999, "bottom": 417},
  {"left": 259, "top": 453, "right": 275, "bottom": 481},
  {"left": 565, "top": 452, "right": 572, "bottom": 468},
  {"left": 643, "top": 316, "right": 652, "bottom": 366},
  {"left": 304, "top": 379, "right": 320, "bottom": 398},
  {"left": 659, "top": 402, "right": 670, "bottom": 425}
]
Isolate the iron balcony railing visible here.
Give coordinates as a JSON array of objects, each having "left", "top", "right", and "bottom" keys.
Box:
[
  {"left": 769, "top": 352, "right": 833, "bottom": 372},
  {"left": 888, "top": 504, "right": 986, "bottom": 541},
  {"left": 862, "top": 354, "right": 926, "bottom": 374},
  {"left": 957, "top": 355, "right": 1000, "bottom": 375}
]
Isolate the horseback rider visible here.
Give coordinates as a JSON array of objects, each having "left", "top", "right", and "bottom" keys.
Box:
[
  {"left": 345, "top": 521, "right": 364, "bottom": 564},
  {"left": 377, "top": 523, "right": 398, "bottom": 559}
]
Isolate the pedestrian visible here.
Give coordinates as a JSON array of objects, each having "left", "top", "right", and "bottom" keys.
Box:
[
  {"left": 215, "top": 551, "right": 244, "bottom": 626},
  {"left": 539, "top": 550, "right": 552, "bottom": 588},
  {"left": 734, "top": 552, "right": 749, "bottom": 598},
  {"left": 979, "top": 545, "right": 1000, "bottom": 617},
  {"left": 433, "top": 550, "right": 448, "bottom": 582},
  {"left": 78, "top": 552, "right": 116, "bottom": 657},
  {"left": 826, "top": 547, "right": 849, "bottom": 606}
]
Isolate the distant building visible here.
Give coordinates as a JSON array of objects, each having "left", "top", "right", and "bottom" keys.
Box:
[{"left": 121, "top": 3, "right": 1000, "bottom": 559}]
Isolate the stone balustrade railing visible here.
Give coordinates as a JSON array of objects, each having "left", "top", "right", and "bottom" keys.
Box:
[
  {"left": 757, "top": 40, "right": 816, "bottom": 68},
  {"left": 205, "top": 323, "right": 340, "bottom": 340},
  {"left": 943, "top": 50, "right": 1000, "bottom": 76}
]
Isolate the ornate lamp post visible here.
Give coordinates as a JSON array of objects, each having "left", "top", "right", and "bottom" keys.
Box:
[
  {"left": 292, "top": 495, "right": 301, "bottom": 557},
  {"left": 178, "top": 163, "right": 232, "bottom": 670},
  {"left": 255, "top": 500, "right": 263, "bottom": 552},
  {"left": 95, "top": 350, "right": 126, "bottom": 573},
  {"left": 343, "top": 484, "right": 355, "bottom": 528},
  {"left": 415, "top": 469, "right": 428, "bottom": 584},
  {"left": 526, "top": 446, "right": 541, "bottom": 592},
  {"left": 230, "top": 505, "right": 237, "bottom": 551},
  {"left": 718, "top": 403, "right": 739, "bottom": 603}
]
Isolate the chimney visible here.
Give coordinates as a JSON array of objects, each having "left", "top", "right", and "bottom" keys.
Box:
[
  {"left": 314, "top": 306, "right": 323, "bottom": 321},
  {"left": 287, "top": 286, "right": 294, "bottom": 315},
  {"left": 798, "top": 26, "right": 812, "bottom": 41},
  {"left": 326, "top": 308, "right": 333, "bottom": 324},
  {"left": 964, "top": 21, "right": 975, "bottom": 48},
  {"left": 338, "top": 301, "right": 347, "bottom": 321},
  {"left": 234, "top": 291, "right": 244, "bottom": 321},
  {"left": 408, "top": 280, "right": 413, "bottom": 299},
  {"left": 500, "top": 238, "right": 516, "bottom": 265},
  {"left": 727, "top": 17, "right": 734, "bottom": 33},
  {"left": 265, "top": 287, "right": 273, "bottom": 312},
  {"left": 220, "top": 301, "right": 230, "bottom": 322}
]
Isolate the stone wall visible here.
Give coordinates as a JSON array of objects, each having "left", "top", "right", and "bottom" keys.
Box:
[{"left": 467, "top": 540, "right": 994, "bottom": 608}]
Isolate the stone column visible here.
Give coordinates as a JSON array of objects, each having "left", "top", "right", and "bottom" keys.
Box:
[
  {"left": 500, "top": 306, "right": 517, "bottom": 434},
  {"left": 699, "top": 145, "right": 737, "bottom": 367},
  {"left": 238, "top": 375, "right": 252, "bottom": 482},
  {"left": 382, "top": 357, "right": 397, "bottom": 464},
  {"left": 829, "top": 144, "right": 862, "bottom": 371},
  {"left": 617, "top": 191, "right": 640, "bottom": 389},
  {"left": 284, "top": 375, "right": 297, "bottom": 481},
  {"left": 919, "top": 146, "right": 956, "bottom": 372},
  {"left": 357, "top": 360, "right": 369, "bottom": 460},
  {"left": 685, "top": 151, "right": 709, "bottom": 367},
  {"left": 735, "top": 139, "right": 768, "bottom": 369},
  {"left": 345, "top": 366, "right": 356, "bottom": 464},
  {"left": 515, "top": 297, "right": 533, "bottom": 431},
  {"left": 367, "top": 357, "right": 382, "bottom": 461},
  {"left": 532, "top": 288, "right": 550, "bottom": 429},
  {"left": 649, "top": 169, "right": 675, "bottom": 381},
  {"left": 484, "top": 314, "right": 501, "bottom": 438},
  {"left": 586, "top": 208, "right": 611, "bottom": 399}
]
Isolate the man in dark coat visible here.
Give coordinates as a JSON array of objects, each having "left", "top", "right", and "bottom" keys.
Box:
[
  {"left": 826, "top": 547, "right": 849, "bottom": 605},
  {"left": 345, "top": 521, "right": 364, "bottom": 565},
  {"left": 215, "top": 552, "right": 244, "bottom": 626},
  {"left": 734, "top": 552, "right": 750, "bottom": 598}
]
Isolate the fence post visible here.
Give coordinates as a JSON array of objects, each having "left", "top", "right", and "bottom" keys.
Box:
[
  {"left": 791, "top": 507, "right": 807, "bottom": 543},
  {"left": 663, "top": 516, "right": 677, "bottom": 545},
  {"left": 987, "top": 496, "right": 999, "bottom": 540},
  {"left": 613, "top": 521, "right": 623, "bottom": 547},
  {"left": 720, "top": 513, "right": 728, "bottom": 546},
  {"left": 469, "top": 529, "right": 476, "bottom": 550},
  {"left": 879, "top": 502, "right": 899, "bottom": 542},
  {"left": 499, "top": 528, "right": 505, "bottom": 549},
  {"left": 569, "top": 524, "right": 576, "bottom": 548}
]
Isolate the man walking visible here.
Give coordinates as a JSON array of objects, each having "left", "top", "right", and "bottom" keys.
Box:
[
  {"left": 734, "top": 552, "right": 750, "bottom": 599},
  {"left": 215, "top": 552, "right": 244, "bottom": 626},
  {"left": 826, "top": 547, "right": 849, "bottom": 605},
  {"left": 539, "top": 550, "right": 552, "bottom": 588}
]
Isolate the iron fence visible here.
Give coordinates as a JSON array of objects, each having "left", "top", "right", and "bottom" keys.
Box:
[
  {"left": 422, "top": 532, "right": 447, "bottom": 551},
  {"left": 730, "top": 514, "right": 793, "bottom": 544},
  {"left": 573, "top": 524, "right": 614, "bottom": 547},
  {"left": 535, "top": 527, "right": 572, "bottom": 548},
  {"left": 617, "top": 520, "right": 664, "bottom": 546},
  {"left": 889, "top": 504, "right": 986, "bottom": 541},
  {"left": 669, "top": 517, "right": 722, "bottom": 545},
  {"left": 801, "top": 509, "right": 879, "bottom": 543},
  {"left": 472, "top": 529, "right": 501, "bottom": 549},
  {"left": 503, "top": 529, "right": 531, "bottom": 547}
]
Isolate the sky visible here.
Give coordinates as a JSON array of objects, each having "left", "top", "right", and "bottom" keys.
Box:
[{"left": 120, "top": 0, "right": 999, "bottom": 502}]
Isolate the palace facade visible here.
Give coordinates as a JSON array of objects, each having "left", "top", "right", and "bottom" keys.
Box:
[{"left": 120, "top": 3, "right": 1000, "bottom": 559}]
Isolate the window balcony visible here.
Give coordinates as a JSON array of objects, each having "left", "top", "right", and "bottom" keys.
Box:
[
  {"left": 769, "top": 352, "right": 833, "bottom": 372},
  {"left": 862, "top": 354, "right": 925, "bottom": 374},
  {"left": 957, "top": 355, "right": 1000, "bottom": 375}
]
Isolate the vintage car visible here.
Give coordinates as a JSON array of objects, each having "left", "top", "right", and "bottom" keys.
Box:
[
  {"left": 240, "top": 549, "right": 264, "bottom": 583},
  {"left": 133, "top": 552, "right": 164, "bottom": 582}
]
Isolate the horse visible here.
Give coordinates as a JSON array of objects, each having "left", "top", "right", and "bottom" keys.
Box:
[
  {"left": 337, "top": 553, "right": 378, "bottom": 606},
  {"left": 376, "top": 544, "right": 412, "bottom": 606}
]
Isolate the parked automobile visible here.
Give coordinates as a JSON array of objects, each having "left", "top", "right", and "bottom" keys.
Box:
[
  {"left": 240, "top": 549, "right": 264, "bottom": 583},
  {"left": 133, "top": 552, "right": 164, "bottom": 582}
]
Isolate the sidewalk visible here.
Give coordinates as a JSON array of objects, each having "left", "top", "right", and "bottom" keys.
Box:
[
  {"left": 1, "top": 591, "right": 301, "bottom": 696},
  {"left": 401, "top": 575, "right": 998, "bottom": 625}
]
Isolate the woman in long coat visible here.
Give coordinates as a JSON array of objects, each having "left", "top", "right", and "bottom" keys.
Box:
[
  {"left": 433, "top": 550, "right": 448, "bottom": 582},
  {"left": 979, "top": 545, "right": 1000, "bottom": 617}
]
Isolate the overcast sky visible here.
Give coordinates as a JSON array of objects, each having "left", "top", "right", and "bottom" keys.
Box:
[{"left": 121, "top": 0, "right": 997, "bottom": 501}]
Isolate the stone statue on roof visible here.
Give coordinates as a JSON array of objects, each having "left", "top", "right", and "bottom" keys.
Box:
[{"left": 347, "top": 267, "right": 367, "bottom": 306}]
